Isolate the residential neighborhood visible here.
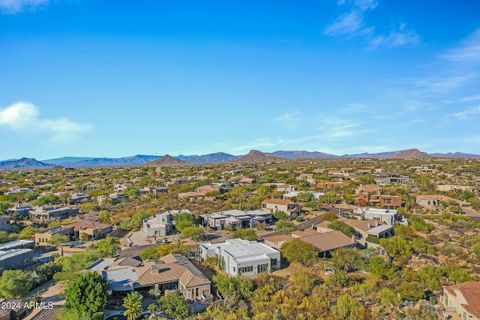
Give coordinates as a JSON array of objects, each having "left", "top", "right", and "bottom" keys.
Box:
[{"left": 0, "top": 154, "right": 479, "bottom": 319}]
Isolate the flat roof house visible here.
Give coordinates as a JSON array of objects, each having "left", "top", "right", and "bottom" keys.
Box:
[
  {"left": 30, "top": 206, "right": 79, "bottom": 222},
  {"left": 200, "top": 238, "right": 281, "bottom": 277},
  {"left": 0, "top": 240, "right": 35, "bottom": 251},
  {"left": 142, "top": 210, "right": 189, "bottom": 238},
  {"left": 416, "top": 195, "right": 460, "bottom": 208},
  {"left": 0, "top": 249, "right": 33, "bottom": 271},
  {"left": 201, "top": 210, "right": 272, "bottom": 230},
  {"left": 353, "top": 208, "right": 401, "bottom": 226},
  {"left": 443, "top": 281, "right": 480, "bottom": 320}
]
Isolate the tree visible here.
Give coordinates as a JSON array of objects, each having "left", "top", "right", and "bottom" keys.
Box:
[
  {"left": 98, "top": 210, "right": 111, "bottom": 224},
  {"left": 368, "top": 256, "right": 394, "bottom": 279},
  {"left": 233, "top": 228, "right": 257, "bottom": 241},
  {"left": 159, "top": 291, "right": 189, "bottom": 319},
  {"left": 123, "top": 291, "right": 143, "bottom": 320},
  {"left": 181, "top": 226, "right": 204, "bottom": 241},
  {"left": 380, "top": 236, "right": 412, "bottom": 259},
  {"left": 281, "top": 239, "right": 318, "bottom": 266},
  {"left": 65, "top": 272, "right": 108, "bottom": 316},
  {"left": 0, "top": 231, "right": 9, "bottom": 244},
  {"left": 49, "top": 233, "right": 70, "bottom": 245},
  {"left": 174, "top": 213, "right": 197, "bottom": 232},
  {"left": 332, "top": 294, "right": 364, "bottom": 320},
  {"left": 331, "top": 248, "right": 362, "bottom": 272},
  {"left": 0, "top": 270, "right": 33, "bottom": 298},
  {"left": 18, "top": 226, "right": 37, "bottom": 239},
  {"left": 94, "top": 236, "right": 120, "bottom": 257},
  {"left": 275, "top": 220, "right": 296, "bottom": 232}
]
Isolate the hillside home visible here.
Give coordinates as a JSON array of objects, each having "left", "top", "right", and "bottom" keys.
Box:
[
  {"left": 34, "top": 226, "right": 75, "bottom": 246},
  {"left": 90, "top": 254, "right": 212, "bottom": 301},
  {"left": 353, "top": 208, "right": 403, "bottom": 226},
  {"left": 261, "top": 199, "right": 300, "bottom": 215},
  {"left": 30, "top": 206, "right": 79, "bottom": 222},
  {"left": 443, "top": 282, "right": 480, "bottom": 320},
  {"left": 69, "top": 220, "right": 113, "bottom": 240},
  {"left": 200, "top": 239, "right": 281, "bottom": 277},
  {"left": 416, "top": 195, "right": 462, "bottom": 208},
  {"left": 0, "top": 249, "right": 33, "bottom": 271},
  {"left": 201, "top": 210, "right": 272, "bottom": 230}
]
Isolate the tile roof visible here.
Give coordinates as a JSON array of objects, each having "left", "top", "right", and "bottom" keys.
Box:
[{"left": 446, "top": 282, "right": 480, "bottom": 319}]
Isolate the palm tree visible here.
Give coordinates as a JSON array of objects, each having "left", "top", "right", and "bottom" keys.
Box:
[
  {"left": 123, "top": 291, "right": 143, "bottom": 320},
  {"left": 147, "top": 303, "right": 159, "bottom": 320}
]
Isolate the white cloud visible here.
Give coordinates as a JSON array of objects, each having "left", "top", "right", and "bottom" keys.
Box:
[
  {"left": 452, "top": 105, "right": 480, "bottom": 120},
  {"left": 369, "top": 23, "right": 420, "bottom": 49},
  {"left": 458, "top": 94, "right": 480, "bottom": 103},
  {"left": 0, "top": 101, "right": 93, "bottom": 143},
  {"left": 325, "top": 1, "right": 420, "bottom": 49},
  {"left": 325, "top": 11, "right": 366, "bottom": 36},
  {"left": 442, "top": 29, "right": 480, "bottom": 63},
  {"left": 0, "top": 0, "right": 48, "bottom": 13},
  {"left": 274, "top": 112, "right": 301, "bottom": 130}
]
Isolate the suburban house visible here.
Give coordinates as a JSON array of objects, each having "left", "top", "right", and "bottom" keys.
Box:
[
  {"left": 90, "top": 254, "right": 212, "bottom": 301},
  {"left": 261, "top": 199, "right": 300, "bottom": 215},
  {"left": 335, "top": 218, "right": 393, "bottom": 240},
  {"left": 442, "top": 281, "right": 480, "bottom": 320},
  {"left": 139, "top": 186, "right": 168, "bottom": 196},
  {"left": 201, "top": 210, "right": 272, "bottom": 230},
  {"left": 200, "top": 238, "right": 281, "bottom": 277},
  {"left": 30, "top": 206, "right": 79, "bottom": 222},
  {"left": 0, "top": 240, "right": 35, "bottom": 271},
  {"left": 353, "top": 208, "right": 403, "bottom": 226},
  {"left": 98, "top": 193, "right": 129, "bottom": 205},
  {"left": 265, "top": 229, "right": 357, "bottom": 258},
  {"left": 7, "top": 204, "right": 33, "bottom": 218},
  {"left": 34, "top": 226, "right": 75, "bottom": 246},
  {"left": 356, "top": 193, "right": 402, "bottom": 209},
  {"left": 70, "top": 193, "right": 90, "bottom": 203},
  {"left": 142, "top": 210, "right": 190, "bottom": 238},
  {"left": 416, "top": 195, "right": 461, "bottom": 208},
  {"left": 0, "top": 249, "right": 33, "bottom": 271},
  {"left": 69, "top": 220, "right": 113, "bottom": 240},
  {"left": 6, "top": 187, "right": 35, "bottom": 195},
  {"left": 0, "top": 240, "right": 34, "bottom": 251},
  {"left": 374, "top": 174, "right": 411, "bottom": 185}
]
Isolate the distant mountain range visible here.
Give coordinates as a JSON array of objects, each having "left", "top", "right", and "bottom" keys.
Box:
[
  {"left": 177, "top": 152, "right": 238, "bottom": 164},
  {"left": 1, "top": 148, "right": 479, "bottom": 170},
  {"left": 0, "top": 158, "right": 53, "bottom": 170}
]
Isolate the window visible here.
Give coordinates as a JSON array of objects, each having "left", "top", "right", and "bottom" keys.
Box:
[
  {"left": 270, "top": 258, "right": 277, "bottom": 267},
  {"left": 239, "top": 266, "right": 253, "bottom": 274},
  {"left": 257, "top": 264, "right": 268, "bottom": 273}
]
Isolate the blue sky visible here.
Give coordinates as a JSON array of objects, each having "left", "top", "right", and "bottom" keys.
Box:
[{"left": 0, "top": 0, "right": 480, "bottom": 159}]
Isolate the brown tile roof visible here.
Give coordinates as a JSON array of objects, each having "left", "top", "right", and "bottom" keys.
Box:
[
  {"left": 263, "top": 235, "right": 293, "bottom": 245},
  {"left": 136, "top": 254, "right": 210, "bottom": 289},
  {"left": 339, "top": 218, "right": 380, "bottom": 232},
  {"left": 299, "top": 231, "right": 356, "bottom": 253},
  {"left": 291, "top": 229, "right": 319, "bottom": 238},
  {"left": 69, "top": 220, "right": 112, "bottom": 232},
  {"left": 262, "top": 199, "right": 293, "bottom": 206},
  {"left": 446, "top": 282, "right": 480, "bottom": 319}
]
